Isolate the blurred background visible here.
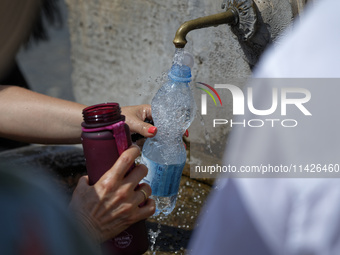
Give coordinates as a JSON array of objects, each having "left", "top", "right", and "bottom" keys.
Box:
[{"left": 16, "top": 0, "right": 74, "bottom": 101}]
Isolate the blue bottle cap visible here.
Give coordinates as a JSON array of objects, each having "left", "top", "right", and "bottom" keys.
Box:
[{"left": 168, "top": 64, "right": 192, "bottom": 83}]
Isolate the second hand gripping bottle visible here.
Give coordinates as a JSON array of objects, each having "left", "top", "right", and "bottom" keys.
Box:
[
  {"left": 81, "top": 103, "right": 149, "bottom": 255},
  {"left": 141, "top": 50, "right": 197, "bottom": 216}
]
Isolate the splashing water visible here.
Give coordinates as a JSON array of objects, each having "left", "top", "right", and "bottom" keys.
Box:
[
  {"left": 149, "top": 223, "right": 162, "bottom": 254},
  {"left": 172, "top": 48, "right": 194, "bottom": 68},
  {"left": 198, "top": 113, "right": 213, "bottom": 154}
]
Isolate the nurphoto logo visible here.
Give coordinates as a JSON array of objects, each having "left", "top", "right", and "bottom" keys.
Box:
[
  {"left": 196, "top": 82, "right": 222, "bottom": 115},
  {"left": 197, "top": 82, "right": 312, "bottom": 128}
]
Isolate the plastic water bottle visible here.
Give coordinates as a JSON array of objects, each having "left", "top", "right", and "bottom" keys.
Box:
[
  {"left": 81, "top": 103, "right": 149, "bottom": 255},
  {"left": 141, "top": 50, "right": 196, "bottom": 216}
]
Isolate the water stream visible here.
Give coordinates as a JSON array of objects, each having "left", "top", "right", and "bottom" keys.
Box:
[{"left": 149, "top": 222, "right": 162, "bottom": 253}]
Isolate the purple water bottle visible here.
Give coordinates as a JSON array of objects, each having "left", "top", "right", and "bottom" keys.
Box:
[{"left": 81, "top": 102, "right": 149, "bottom": 255}]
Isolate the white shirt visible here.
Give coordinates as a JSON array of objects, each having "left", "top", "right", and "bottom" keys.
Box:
[{"left": 188, "top": 0, "right": 340, "bottom": 254}]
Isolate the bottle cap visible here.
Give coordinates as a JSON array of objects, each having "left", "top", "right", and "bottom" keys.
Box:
[{"left": 168, "top": 64, "right": 192, "bottom": 83}]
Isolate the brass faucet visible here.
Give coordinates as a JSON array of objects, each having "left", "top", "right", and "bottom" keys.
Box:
[
  {"left": 173, "top": 8, "right": 238, "bottom": 48},
  {"left": 173, "top": 0, "right": 257, "bottom": 48}
]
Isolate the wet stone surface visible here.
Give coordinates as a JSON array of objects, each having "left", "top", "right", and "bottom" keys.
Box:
[{"left": 0, "top": 145, "right": 211, "bottom": 254}]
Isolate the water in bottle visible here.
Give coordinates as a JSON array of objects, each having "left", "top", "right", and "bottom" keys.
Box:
[{"left": 141, "top": 49, "right": 196, "bottom": 216}]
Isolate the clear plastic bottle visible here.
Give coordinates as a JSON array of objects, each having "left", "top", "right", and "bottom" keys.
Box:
[{"left": 141, "top": 50, "right": 196, "bottom": 216}]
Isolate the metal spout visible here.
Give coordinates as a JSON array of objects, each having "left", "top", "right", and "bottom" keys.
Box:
[{"left": 173, "top": 8, "right": 238, "bottom": 48}]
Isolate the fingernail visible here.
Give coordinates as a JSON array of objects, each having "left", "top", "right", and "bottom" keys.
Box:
[
  {"left": 184, "top": 129, "right": 189, "bottom": 137},
  {"left": 148, "top": 126, "right": 157, "bottom": 134},
  {"left": 184, "top": 143, "right": 187, "bottom": 149}
]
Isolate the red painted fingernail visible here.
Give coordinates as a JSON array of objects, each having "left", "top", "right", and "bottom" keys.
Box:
[
  {"left": 184, "top": 142, "right": 187, "bottom": 149},
  {"left": 184, "top": 129, "right": 189, "bottom": 137},
  {"left": 148, "top": 126, "right": 157, "bottom": 134}
]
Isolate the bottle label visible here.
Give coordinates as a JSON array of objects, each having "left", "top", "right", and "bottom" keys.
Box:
[{"left": 141, "top": 155, "right": 185, "bottom": 197}]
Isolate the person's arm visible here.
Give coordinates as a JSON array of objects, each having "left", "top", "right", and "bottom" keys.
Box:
[
  {"left": 0, "top": 85, "right": 84, "bottom": 144},
  {"left": 0, "top": 85, "right": 156, "bottom": 144}
]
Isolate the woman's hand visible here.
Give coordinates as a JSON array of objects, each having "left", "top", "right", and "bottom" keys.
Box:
[
  {"left": 121, "top": 104, "right": 157, "bottom": 138},
  {"left": 69, "top": 145, "right": 155, "bottom": 243}
]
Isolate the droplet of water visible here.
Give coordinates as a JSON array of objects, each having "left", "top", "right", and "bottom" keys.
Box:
[{"left": 149, "top": 223, "right": 162, "bottom": 252}]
